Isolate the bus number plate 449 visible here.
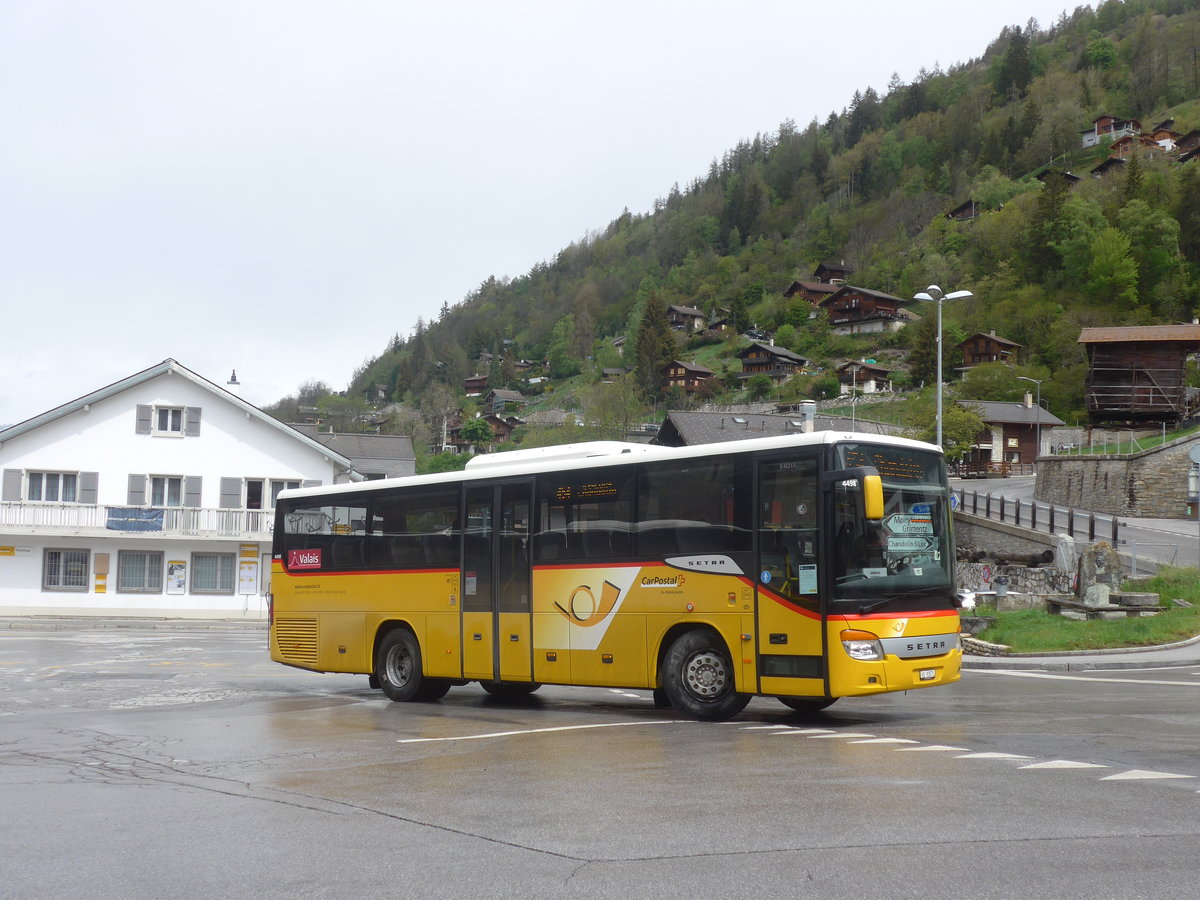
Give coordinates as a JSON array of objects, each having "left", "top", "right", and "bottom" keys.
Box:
[{"left": 919, "top": 668, "right": 937, "bottom": 681}]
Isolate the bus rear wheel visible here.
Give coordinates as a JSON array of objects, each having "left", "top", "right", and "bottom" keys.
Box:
[
  {"left": 662, "top": 630, "right": 749, "bottom": 721},
  {"left": 376, "top": 629, "right": 429, "bottom": 702}
]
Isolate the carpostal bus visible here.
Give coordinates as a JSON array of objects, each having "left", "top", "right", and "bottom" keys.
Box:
[{"left": 269, "top": 432, "right": 962, "bottom": 721}]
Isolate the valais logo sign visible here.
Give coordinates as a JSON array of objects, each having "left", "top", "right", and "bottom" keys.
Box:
[{"left": 288, "top": 549, "right": 322, "bottom": 570}]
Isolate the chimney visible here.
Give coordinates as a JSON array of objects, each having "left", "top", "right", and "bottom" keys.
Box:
[
  {"left": 800, "top": 400, "right": 816, "bottom": 433},
  {"left": 1023, "top": 392, "right": 1033, "bottom": 409},
  {"left": 226, "top": 370, "right": 241, "bottom": 396}
]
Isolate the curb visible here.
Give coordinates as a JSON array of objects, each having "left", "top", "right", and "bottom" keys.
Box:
[{"left": 0, "top": 616, "right": 266, "bottom": 632}]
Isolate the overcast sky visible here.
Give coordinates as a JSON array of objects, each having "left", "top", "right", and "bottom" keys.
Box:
[{"left": 1, "top": 0, "right": 1076, "bottom": 428}]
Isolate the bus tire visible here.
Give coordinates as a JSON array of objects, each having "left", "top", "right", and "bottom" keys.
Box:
[
  {"left": 375, "top": 629, "right": 424, "bottom": 702},
  {"left": 414, "top": 678, "right": 452, "bottom": 701},
  {"left": 480, "top": 682, "right": 541, "bottom": 697},
  {"left": 662, "top": 630, "right": 750, "bottom": 721},
  {"left": 777, "top": 697, "right": 837, "bottom": 713}
]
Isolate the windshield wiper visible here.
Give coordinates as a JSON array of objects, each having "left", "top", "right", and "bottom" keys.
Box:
[{"left": 856, "top": 588, "right": 954, "bottom": 615}]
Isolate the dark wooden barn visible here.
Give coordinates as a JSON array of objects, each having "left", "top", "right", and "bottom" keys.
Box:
[{"left": 1078, "top": 325, "right": 1200, "bottom": 424}]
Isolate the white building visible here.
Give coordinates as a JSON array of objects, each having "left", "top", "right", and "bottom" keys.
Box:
[{"left": 0, "top": 359, "right": 364, "bottom": 618}]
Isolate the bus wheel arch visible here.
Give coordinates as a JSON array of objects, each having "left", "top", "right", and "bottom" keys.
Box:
[{"left": 659, "top": 626, "right": 750, "bottom": 721}]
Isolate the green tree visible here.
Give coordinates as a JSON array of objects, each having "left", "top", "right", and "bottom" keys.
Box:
[
  {"left": 634, "top": 292, "right": 676, "bottom": 398},
  {"left": 581, "top": 377, "right": 647, "bottom": 439},
  {"left": 1086, "top": 228, "right": 1140, "bottom": 309},
  {"left": 746, "top": 374, "right": 774, "bottom": 401},
  {"left": 458, "top": 417, "right": 494, "bottom": 452}
]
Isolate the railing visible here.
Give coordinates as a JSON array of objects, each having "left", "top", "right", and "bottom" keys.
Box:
[
  {"left": 951, "top": 461, "right": 1035, "bottom": 477},
  {"left": 0, "top": 502, "right": 273, "bottom": 539},
  {"left": 954, "top": 488, "right": 1121, "bottom": 545}
]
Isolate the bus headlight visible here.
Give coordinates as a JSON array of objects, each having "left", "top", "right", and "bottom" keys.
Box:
[{"left": 840, "top": 629, "right": 884, "bottom": 661}]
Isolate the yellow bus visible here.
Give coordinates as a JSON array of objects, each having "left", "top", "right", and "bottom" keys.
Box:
[{"left": 269, "top": 433, "right": 962, "bottom": 720}]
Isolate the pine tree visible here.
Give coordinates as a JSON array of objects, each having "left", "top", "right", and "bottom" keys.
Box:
[{"left": 634, "top": 292, "right": 675, "bottom": 399}]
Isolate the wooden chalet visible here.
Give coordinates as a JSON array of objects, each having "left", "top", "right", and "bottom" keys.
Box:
[
  {"left": 1110, "top": 133, "right": 1160, "bottom": 159},
  {"left": 1078, "top": 325, "right": 1200, "bottom": 424},
  {"left": 1080, "top": 115, "right": 1142, "bottom": 149},
  {"left": 1035, "top": 168, "right": 1082, "bottom": 186},
  {"left": 737, "top": 342, "right": 808, "bottom": 385},
  {"left": 1090, "top": 157, "right": 1126, "bottom": 178},
  {"left": 960, "top": 332, "right": 1021, "bottom": 368},
  {"left": 837, "top": 361, "right": 891, "bottom": 395},
  {"left": 819, "top": 286, "right": 911, "bottom": 336},
  {"left": 946, "top": 199, "right": 980, "bottom": 222},
  {"left": 463, "top": 373, "right": 488, "bottom": 396},
  {"left": 812, "top": 261, "right": 853, "bottom": 285},
  {"left": 482, "top": 389, "right": 526, "bottom": 414},
  {"left": 666, "top": 305, "right": 706, "bottom": 332},
  {"left": 783, "top": 280, "right": 838, "bottom": 314},
  {"left": 663, "top": 360, "right": 715, "bottom": 393}
]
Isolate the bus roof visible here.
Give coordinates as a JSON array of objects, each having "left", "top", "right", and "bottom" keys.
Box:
[{"left": 276, "top": 431, "right": 941, "bottom": 502}]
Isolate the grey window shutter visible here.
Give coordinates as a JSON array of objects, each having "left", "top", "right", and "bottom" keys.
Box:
[
  {"left": 219, "top": 477, "right": 243, "bottom": 509},
  {"left": 78, "top": 472, "right": 99, "bottom": 505},
  {"left": 2, "top": 469, "right": 22, "bottom": 501},
  {"left": 184, "top": 407, "right": 202, "bottom": 437},
  {"left": 301, "top": 479, "right": 322, "bottom": 488},
  {"left": 184, "top": 476, "right": 202, "bottom": 508},
  {"left": 128, "top": 474, "right": 147, "bottom": 506},
  {"left": 135, "top": 405, "right": 152, "bottom": 434}
]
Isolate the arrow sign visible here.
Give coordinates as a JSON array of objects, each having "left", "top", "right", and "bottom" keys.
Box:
[{"left": 884, "top": 514, "right": 934, "bottom": 535}]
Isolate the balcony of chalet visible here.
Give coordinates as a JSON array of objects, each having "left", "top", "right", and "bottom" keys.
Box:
[{"left": 0, "top": 502, "right": 274, "bottom": 541}]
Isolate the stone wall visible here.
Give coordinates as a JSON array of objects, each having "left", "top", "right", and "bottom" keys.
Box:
[{"left": 1035, "top": 434, "right": 1200, "bottom": 518}]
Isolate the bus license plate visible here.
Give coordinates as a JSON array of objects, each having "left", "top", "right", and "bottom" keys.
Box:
[{"left": 918, "top": 668, "right": 936, "bottom": 681}]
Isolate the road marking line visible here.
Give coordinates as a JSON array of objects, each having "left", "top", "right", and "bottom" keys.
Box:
[
  {"left": 896, "top": 745, "right": 971, "bottom": 752},
  {"left": 850, "top": 737, "right": 920, "bottom": 744},
  {"left": 955, "top": 752, "right": 1032, "bottom": 759},
  {"left": 806, "top": 732, "right": 876, "bottom": 739},
  {"left": 1101, "top": 769, "right": 1196, "bottom": 781},
  {"left": 973, "top": 670, "right": 1200, "bottom": 688},
  {"left": 1020, "top": 760, "right": 1107, "bottom": 769},
  {"left": 396, "top": 720, "right": 679, "bottom": 743},
  {"left": 771, "top": 728, "right": 837, "bottom": 736}
]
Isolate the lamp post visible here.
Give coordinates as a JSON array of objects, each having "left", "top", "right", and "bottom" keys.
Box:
[
  {"left": 1017, "top": 375, "right": 1043, "bottom": 466},
  {"left": 913, "top": 284, "right": 973, "bottom": 448}
]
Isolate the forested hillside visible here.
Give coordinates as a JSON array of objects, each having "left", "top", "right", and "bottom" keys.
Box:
[{"left": 268, "top": 0, "right": 1200, "bottom": 463}]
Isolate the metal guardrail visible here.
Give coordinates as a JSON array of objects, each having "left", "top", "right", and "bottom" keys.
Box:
[{"left": 954, "top": 488, "right": 1121, "bottom": 545}]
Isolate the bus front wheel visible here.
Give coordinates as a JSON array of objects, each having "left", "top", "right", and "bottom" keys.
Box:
[
  {"left": 662, "top": 630, "right": 750, "bottom": 721},
  {"left": 376, "top": 629, "right": 427, "bottom": 702}
]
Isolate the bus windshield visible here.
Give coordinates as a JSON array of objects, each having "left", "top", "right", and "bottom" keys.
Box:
[{"left": 830, "top": 442, "right": 954, "bottom": 610}]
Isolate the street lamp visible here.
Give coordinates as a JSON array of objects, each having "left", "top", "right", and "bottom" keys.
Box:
[
  {"left": 1017, "top": 375, "right": 1043, "bottom": 466},
  {"left": 913, "top": 284, "right": 973, "bottom": 448}
]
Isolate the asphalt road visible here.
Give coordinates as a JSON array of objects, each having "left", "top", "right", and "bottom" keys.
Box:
[{"left": 3, "top": 626, "right": 1200, "bottom": 899}]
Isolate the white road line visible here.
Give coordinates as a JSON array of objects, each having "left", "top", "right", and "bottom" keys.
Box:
[
  {"left": 849, "top": 737, "right": 920, "bottom": 745},
  {"left": 806, "top": 732, "right": 876, "bottom": 739},
  {"left": 955, "top": 752, "right": 1032, "bottom": 760},
  {"left": 896, "top": 745, "right": 972, "bottom": 752},
  {"left": 771, "top": 728, "right": 837, "bottom": 736},
  {"left": 396, "top": 720, "right": 679, "bottom": 743},
  {"left": 1101, "top": 769, "right": 1196, "bottom": 781},
  {"left": 1021, "top": 760, "right": 1108, "bottom": 769},
  {"left": 973, "top": 669, "right": 1200, "bottom": 688}
]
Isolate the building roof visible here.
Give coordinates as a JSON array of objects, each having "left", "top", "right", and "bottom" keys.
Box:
[
  {"left": 653, "top": 410, "right": 905, "bottom": 447},
  {"left": 783, "top": 280, "right": 839, "bottom": 299},
  {"left": 291, "top": 426, "right": 415, "bottom": 478},
  {"left": 837, "top": 361, "right": 890, "bottom": 377},
  {"left": 0, "top": 358, "right": 359, "bottom": 476},
  {"left": 818, "top": 285, "right": 906, "bottom": 307},
  {"left": 961, "top": 332, "right": 1021, "bottom": 348},
  {"left": 959, "top": 400, "right": 1065, "bottom": 427},
  {"left": 737, "top": 341, "right": 808, "bottom": 365},
  {"left": 667, "top": 304, "right": 705, "bottom": 317},
  {"left": 1078, "top": 325, "right": 1200, "bottom": 344},
  {"left": 666, "top": 359, "right": 715, "bottom": 376}
]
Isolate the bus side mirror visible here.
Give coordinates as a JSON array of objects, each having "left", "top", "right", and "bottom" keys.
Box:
[{"left": 863, "top": 474, "right": 884, "bottom": 521}]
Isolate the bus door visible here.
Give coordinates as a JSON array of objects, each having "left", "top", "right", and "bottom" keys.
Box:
[
  {"left": 462, "top": 480, "right": 534, "bottom": 683},
  {"left": 755, "top": 451, "right": 827, "bottom": 699}
]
